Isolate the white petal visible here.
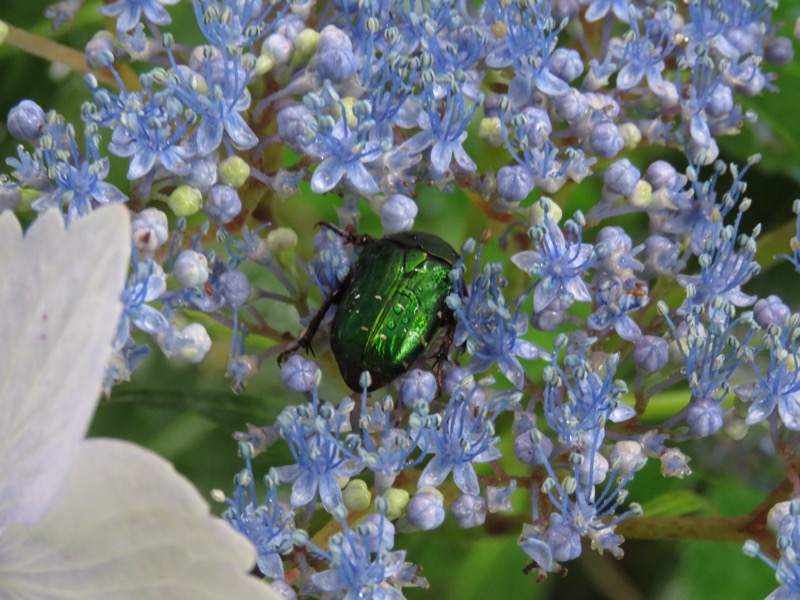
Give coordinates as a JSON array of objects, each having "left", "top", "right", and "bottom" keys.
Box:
[
  {"left": 0, "top": 438, "right": 280, "bottom": 600},
  {"left": 0, "top": 206, "right": 130, "bottom": 528}
]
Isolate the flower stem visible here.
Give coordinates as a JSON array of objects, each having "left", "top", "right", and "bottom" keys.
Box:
[
  {"left": 1, "top": 20, "right": 121, "bottom": 88},
  {"left": 617, "top": 477, "right": 791, "bottom": 560}
]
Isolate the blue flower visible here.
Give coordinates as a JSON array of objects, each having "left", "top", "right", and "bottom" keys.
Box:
[
  {"left": 274, "top": 397, "right": 364, "bottom": 513},
  {"left": 355, "top": 391, "right": 424, "bottom": 492},
  {"left": 104, "top": 339, "right": 152, "bottom": 392},
  {"left": 363, "top": 59, "right": 413, "bottom": 148},
  {"left": 98, "top": 0, "right": 177, "bottom": 32},
  {"left": 5, "top": 145, "right": 48, "bottom": 190},
  {"left": 737, "top": 314, "right": 800, "bottom": 431},
  {"left": 308, "top": 225, "right": 352, "bottom": 296},
  {"left": 745, "top": 499, "right": 800, "bottom": 600},
  {"left": 316, "top": 25, "right": 359, "bottom": 83},
  {"left": 398, "top": 80, "right": 479, "bottom": 178},
  {"left": 416, "top": 384, "right": 518, "bottom": 495},
  {"left": 449, "top": 244, "right": 543, "bottom": 389},
  {"left": 45, "top": 0, "right": 82, "bottom": 28},
  {"left": 193, "top": 0, "right": 289, "bottom": 51},
  {"left": 6, "top": 99, "right": 46, "bottom": 143},
  {"left": 663, "top": 299, "right": 759, "bottom": 435},
  {"left": 115, "top": 258, "right": 171, "bottom": 352},
  {"left": 499, "top": 109, "right": 572, "bottom": 183},
  {"left": 4, "top": 113, "right": 126, "bottom": 222},
  {"left": 304, "top": 116, "right": 381, "bottom": 195},
  {"left": 222, "top": 446, "right": 296, "bottom": 579},
  {"left": 30, "top": 130, "right": 127, "bottom": 222},
  {"left": 305, "top": 514, "right": 414, "bottom": 599},
  {"left": 780, "top": 200, "right": 800, "bottom": 274},
  {"left": 582, "top": 0, "right": 635, "bottom": 23},
  {"left": 684, "top": 0, "right": 775, "bottom": 61},
  {"left": 300, "top": 89, "right": 382, "bottom": 195},
  {"left": 615, "top": 11, "right": 674, "bottom": 92},
  {"left": 519, "top": 429, "right": 642, "bottom": 573},
  {"left": 484, "top": 0, "right": 568, "bottom": 98},
  {"left": 169, "top": 53, "right": 258, "bottom": 155},
  {"left": 543, "top": 346, "right": 633, "bottom": 449},
  {"left": 511, "top": 203, "right": 598, "bottom": 314},
  {"left": 97, "top": 75, "right": 194, "bottom": 180},
  {"left": 676, "top": 209, "right": 760, "bottom": 314},
  {"left": 587, "top": 275, "right": 648, "bottom": 342}
]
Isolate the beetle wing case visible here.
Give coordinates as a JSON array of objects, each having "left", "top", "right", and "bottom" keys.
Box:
[{"left": 330, "top": 233, "right": 457, "bottom": 390}]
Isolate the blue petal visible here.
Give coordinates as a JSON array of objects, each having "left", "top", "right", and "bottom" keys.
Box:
[
  {"left": 223, "top": 112, "right": 258, "bottom": 150},
  {"left": 508, "top": 75, "right": 534, "bottom": 108},
  {"left": 690, "top": 113, "right": 711, "bottom": 148},
  {"left": 290, "top": 471, "right": 318, "bottom": 507},
  {"left": 116, "top": 4, "right": 142, "bottom": 32},
  {"left": 745, "top": 394, "right": 773, "bottom": 425},
  {"left": 452, "top": 142, "right": 476, "bottom": 171},
  {"left": 585, "top": 0, "right": 611, "bottom": 22},
  {"left": 274, "top": 463, "right": 301, "bottom": 482},
  {"left": 132, "top": 305, "right": 169, "bottom": 335},
  {"left": 534, "top": 69, "right": 570, "bottom": 96},
  {"left": 93, "top": 181, "right": 127, "bottom": 205},
  {"left": 430, "top": 141, "right": 454, "bottom": 173},
  {"left": 510, "top": 250, "right": 543, "bottom": 274},
  {"left": 499, "top": 355, "right": 525, "bottom": 389},
  {"left": 318, "top": 473, "right": 344, "bottom": 512},
  {"left": 257, "top": 553, "right": 285, "bottom": 579},
  {"left": 617, "top": 63, "right": 645, "bottom": 90},
  {"left": 311, "top": 158, "right": 346, "bottom": 194},
  {"left": 534, "top": 278, "right": 559, "bottom": 313},
  {"left": 609, "top": 401, "right": 636, "bottom": 423},
  {"left": 309, "top": 569, "right": 344, "bottom": 593},
  {"left": 159, "top": 147, "right": 191, "bottom": 176},
  {"left": 417, "top": 454, "right": 451, "bottom": 488},
  {"left": 142, "top": 1, "right": 172, "bottom": 25},
  {"left": 400, "top": 130, "right": 435, "bottom": 155},
  {"left": 514, "top": 339, "right": 540, "bottom": 360},
  {"left": 779, "top": 391, "right": 800, "bottom": 431},
  {"left": 613, "top": 315, "right": 642, "bottom": 341},
  {"left": 453, "top": 462, "right": 479, "bottom": 496},
  {"left": 127, "top": 150, "right": 156, "bottom": 180},
  {"left": 474, "top": 446, "right": 503, "bottom": 463},
  {"left": 346, "top": 161, "right": 379, "bottom": 195},
  {"left": 565, "top": 278, "right": 592, "bottom": 303},
  {"left": 195, "top": 117, "right": 223, "bottom": 156},
  {"left": 518, "top": 526, "right": 554, "bottom": 571},
  {"left": 97, "top": 0, "right": 125, "bottom": 17},
  {"left": 485, "top": 45, "right": 513, "bottom": 69}
]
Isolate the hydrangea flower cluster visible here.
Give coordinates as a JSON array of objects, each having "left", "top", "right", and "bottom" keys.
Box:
[{"left": 2, "top": 0, "right": 800, "bottom": 596}]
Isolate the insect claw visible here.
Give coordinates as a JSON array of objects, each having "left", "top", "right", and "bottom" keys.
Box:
[{"left": 277, "top": 344, "right": 298, "bottom": 366}]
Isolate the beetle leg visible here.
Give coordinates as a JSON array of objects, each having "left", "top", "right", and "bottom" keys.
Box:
[
  {"left": 316, "top": 222, "right": 376, "bottom": 247},
  {"left": 277, "top": 282, "right": 346, "bottom": 365},
  {"left": 432, "top": 309, "right": 458, "bottom": 391}
]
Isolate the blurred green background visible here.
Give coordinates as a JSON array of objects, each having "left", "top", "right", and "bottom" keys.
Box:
[{"left": 2, "top": 1, "right": 800, "bottom": 597}]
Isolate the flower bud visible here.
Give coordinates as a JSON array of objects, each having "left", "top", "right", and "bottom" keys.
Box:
[
  {"left": 168, "top": 185, "right": 203, "bottom": 217},
  {"left": 219, "top": 156, "right": 250, "bottom": 188}
]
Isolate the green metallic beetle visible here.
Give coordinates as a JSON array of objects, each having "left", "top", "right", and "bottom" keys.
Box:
[{"left": 279, "top": 224, "right": 459, "bottom": 391}]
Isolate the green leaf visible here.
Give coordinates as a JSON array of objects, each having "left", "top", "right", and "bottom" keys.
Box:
[{"left": 639, "top": 490, "right": 712, "bottom": 518}]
